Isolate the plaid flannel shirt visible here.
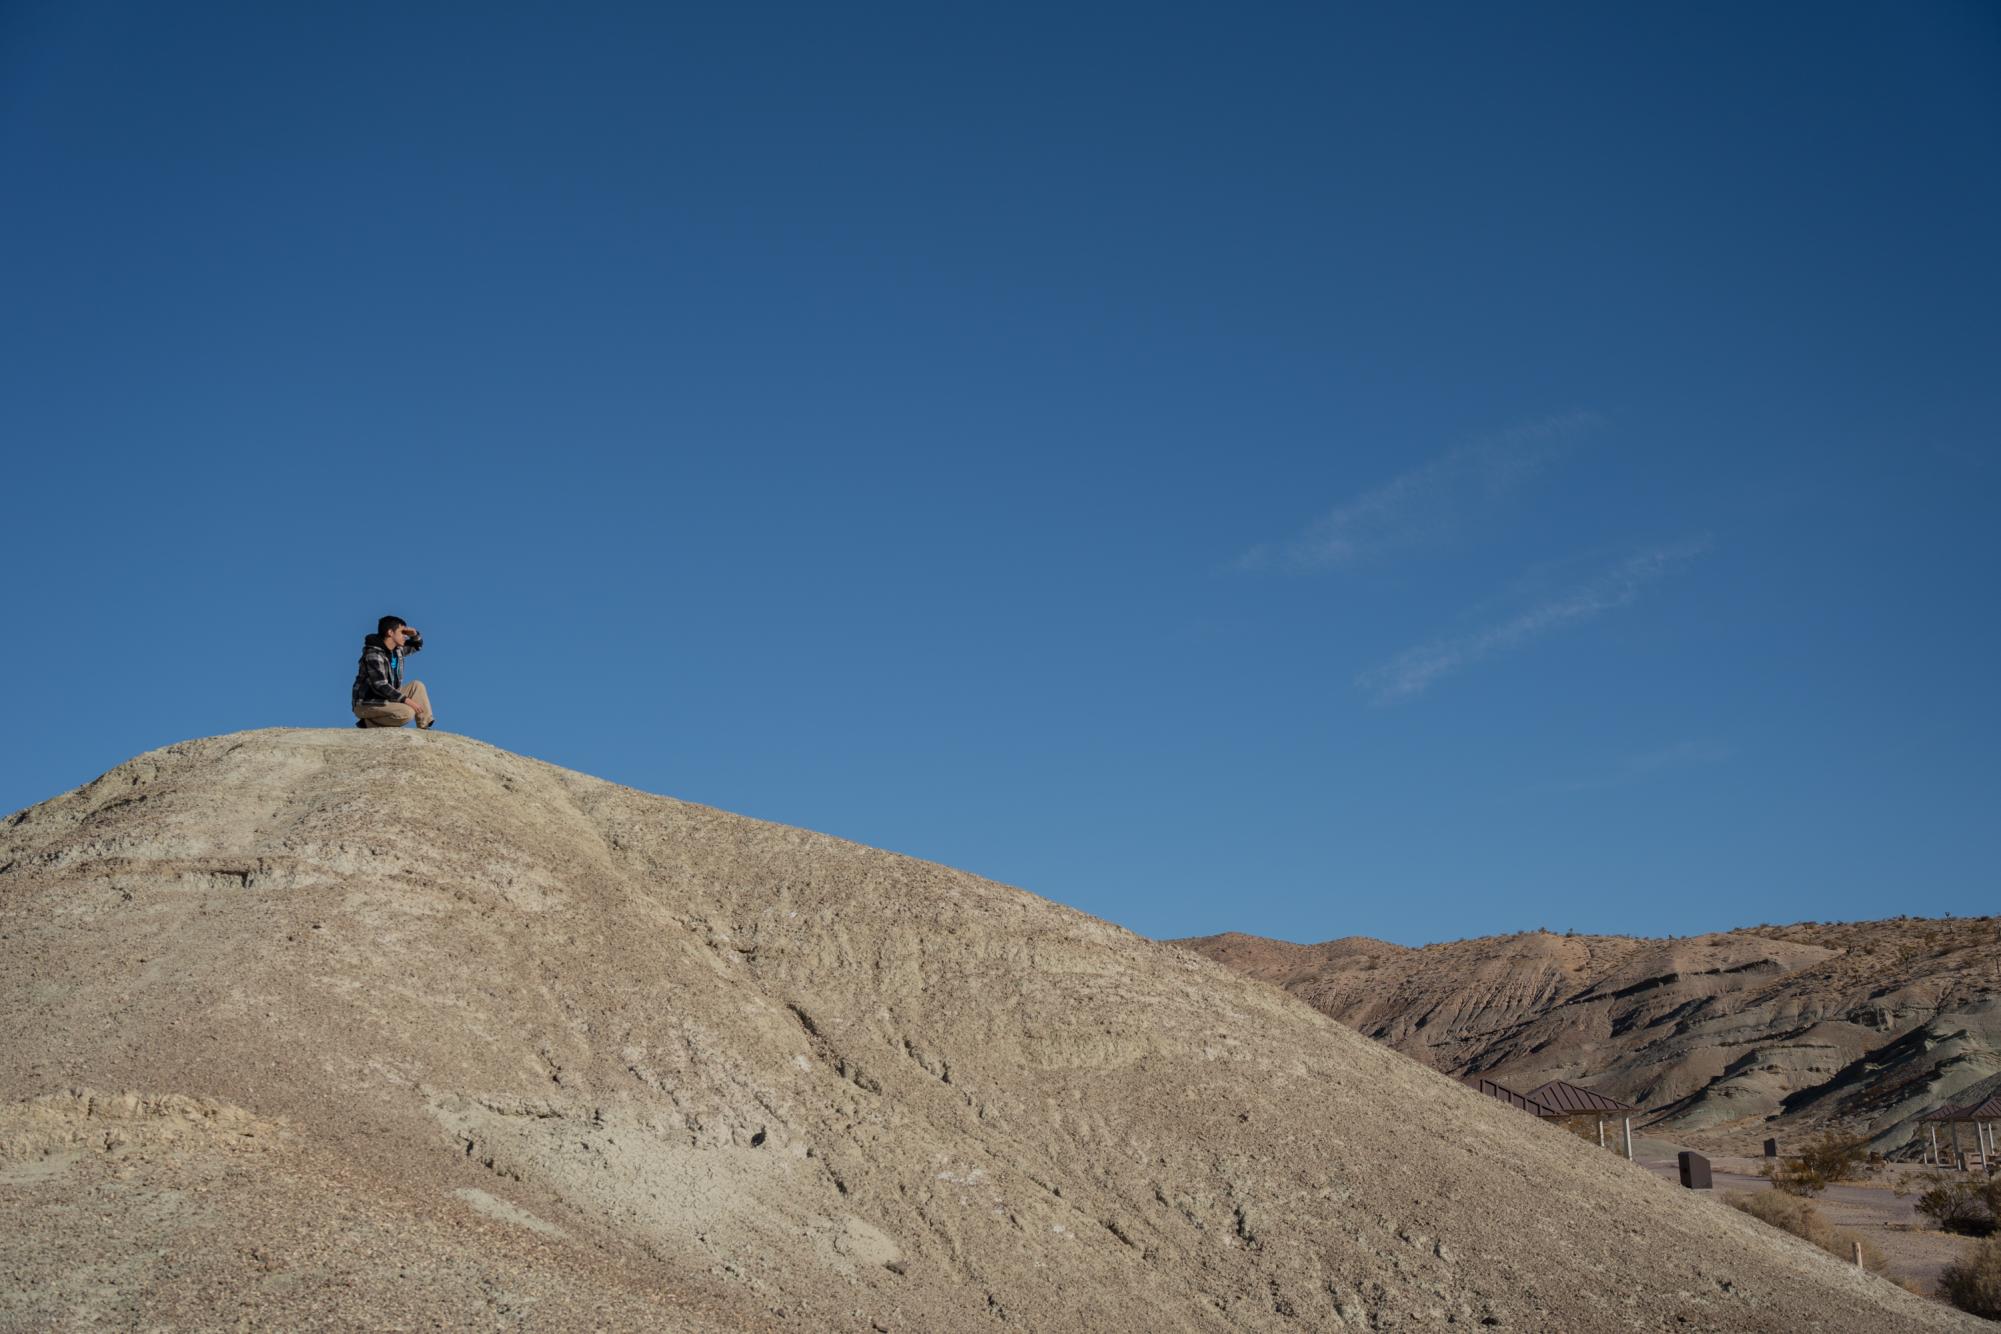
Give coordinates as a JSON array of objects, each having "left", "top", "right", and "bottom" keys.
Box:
[{"left": 351, "top": 635, "right": 417, "bottom": 708}]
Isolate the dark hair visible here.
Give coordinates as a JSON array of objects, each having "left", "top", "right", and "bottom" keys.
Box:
[{"left": 377, "top": 615, "right": 407, "bottom": 636}]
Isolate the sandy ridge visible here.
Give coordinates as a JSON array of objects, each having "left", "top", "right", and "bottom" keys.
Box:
[{"left": 0, "top": 729, "right": 1976, "bottom": 1330}]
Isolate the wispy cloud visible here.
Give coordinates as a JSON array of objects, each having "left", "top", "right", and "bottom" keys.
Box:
[
  {"left": 1539, "top": 739, "right": 1735, "bottom": 793},
  {"left": 1357, "top": 536, "right": 1713, "bottom": 704},
  {"left": 1234, "top": 410, "right": 1603, "bottom": 573}
]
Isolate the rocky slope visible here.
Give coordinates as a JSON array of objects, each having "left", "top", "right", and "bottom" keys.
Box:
[
  {"left": 0, "top": 730, "right": 1973, "bottom": 1330},
  {"left": 1179, "top": 921, "right": 2001, "bottom": 1155}
]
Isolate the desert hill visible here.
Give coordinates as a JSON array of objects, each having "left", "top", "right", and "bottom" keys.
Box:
[
  {"left": 0, "top": 730, "right": 1974, "bottom": 1330},
  {"left": 1178, "top": 921, "right": 2001, "bottom": 1155}
]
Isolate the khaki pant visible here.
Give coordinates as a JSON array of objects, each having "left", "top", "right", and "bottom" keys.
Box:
[{"left": 353, "top": 679, "right": 434, "bottom": 728}]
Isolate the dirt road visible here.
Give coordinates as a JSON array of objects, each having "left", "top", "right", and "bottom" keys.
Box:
[{"left": 1633, "top": 1138, "right": 1976, "bottom": 1297}]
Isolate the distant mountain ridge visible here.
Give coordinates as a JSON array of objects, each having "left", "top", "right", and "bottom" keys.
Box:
[{"left": 1176, "top": 917, "right": 2001, "bottom": 1154}]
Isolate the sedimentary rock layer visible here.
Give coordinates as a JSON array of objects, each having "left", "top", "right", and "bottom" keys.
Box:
[{"left": 1180, "top": 920, "right": 2001, "bottom": 1153}]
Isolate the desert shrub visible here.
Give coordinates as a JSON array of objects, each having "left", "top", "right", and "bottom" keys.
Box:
[
  {"left": 1763, "top": 1131, "right": 1870, "bottom": 1196},
  {"left": 1940, "top": 1237, "right": 2001, "bottom": 1319},
  {"left": 1912, "top": 1174, "right": 2001, "bottom": 1237},
  {"left": 1727, "top": 1190, "right": 1882, "bottom": 1269}
]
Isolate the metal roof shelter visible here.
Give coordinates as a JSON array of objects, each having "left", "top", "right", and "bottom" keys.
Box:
[
  {"left": 1522, "top": 1080, "right": 1642, "bottom": 1160},
  {"left": 1919, "top": 1096, "right": 2000, "bottom": 1170},
  {"left": 1524, "top": 1080, "right": 1642, "bottom": 1116},
  {"left": 1458, "top": 1075, "right": 1560, "bottom": 1117}
]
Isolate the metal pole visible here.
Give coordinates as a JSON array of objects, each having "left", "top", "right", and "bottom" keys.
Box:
[
  {"left": 1597, "top": 1118, "right": 1606, "bottom": 1150},
  {"left": 1622, "top": 1117, "right": 1634, "bottom": 1161}
]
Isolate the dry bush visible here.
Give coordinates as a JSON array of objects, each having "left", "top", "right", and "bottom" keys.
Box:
[
  {"left": 1726, "top": 1191, "right": 1882, "bottom": 1271},
  {"left": 1910, "top": 1173, "right": 2001, "bottom": 1237},
  {"left": 1763, "top": 1132, "right": 1870, "bottom": 1197},
  {"left": 1940, "top": 1237, "right": 2001, "bottom": 1320}
]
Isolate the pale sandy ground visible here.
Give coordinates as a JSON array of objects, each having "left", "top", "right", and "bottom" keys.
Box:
[
  {"left": 1, "top": 730, "right": 1983, "bottom": 1331},
  {"left": 1632, "top": 1136, "right": 1979, "bottom": 1301}
]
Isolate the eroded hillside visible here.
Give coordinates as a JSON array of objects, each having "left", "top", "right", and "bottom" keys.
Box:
[
  {"left": 0, "top": 731, "right": 1974, "bottom": 1330},
  {"left": 1179, "top": 920, "right": 2001, "bottom": 1154}
]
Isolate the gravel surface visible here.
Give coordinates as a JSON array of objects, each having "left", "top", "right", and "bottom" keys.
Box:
[{"left": 1630, "top": 1139, "right": 1980, "bottom": 1299}]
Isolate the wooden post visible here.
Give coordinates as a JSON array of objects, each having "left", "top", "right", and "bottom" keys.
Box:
[
  {"left": 1952, "top": 1121, "right": 1964, "bottom": 1171},
  {"left": 1597, "top": 1117, "right": 1606, "bottom": 1150},
  {"left": 1930, "top": 1124, "right": 1939, "bottom": 1166},
  {"left": 1852, "top": 1240, "right": 1863, "bottom": 1268},
  {"left": 1622, "top": 1117, "right": 1634, "bottom": 1161}
]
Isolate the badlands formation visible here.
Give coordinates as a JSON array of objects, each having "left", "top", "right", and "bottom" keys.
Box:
[
  {"left": 0, "top": 730, "right": 1977, "bottom": 1330},
  {"left": 1180, "top": 919, "right": 2001, "bottom": 1154}
]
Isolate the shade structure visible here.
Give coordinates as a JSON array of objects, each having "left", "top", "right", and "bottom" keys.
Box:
[
  {"left": 1458, "top": 1075, "right": 1560, "bottom": 1117},
  {"left": 1915, "top": 1097, "right": 2000, "bottom": 1170},
  {"left": 1522, "top": 1080, "right": 1642, "bottom": 1116},
  {"left": 1914, "top": 1100, "right": 2001, "bottom": 1124}
]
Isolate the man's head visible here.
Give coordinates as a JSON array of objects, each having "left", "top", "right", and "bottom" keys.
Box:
[{"left": 378, "top": 615, "right": 410, "bottom": 651}]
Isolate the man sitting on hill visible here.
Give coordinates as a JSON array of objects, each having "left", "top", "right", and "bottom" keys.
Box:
[{"left": 352, "top": 615, "right": 436, "bottom": 729}]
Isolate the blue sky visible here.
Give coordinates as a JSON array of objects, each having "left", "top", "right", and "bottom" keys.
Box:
[{"left": 3, "top": 2, "right": 1996, "bottom": 945}]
